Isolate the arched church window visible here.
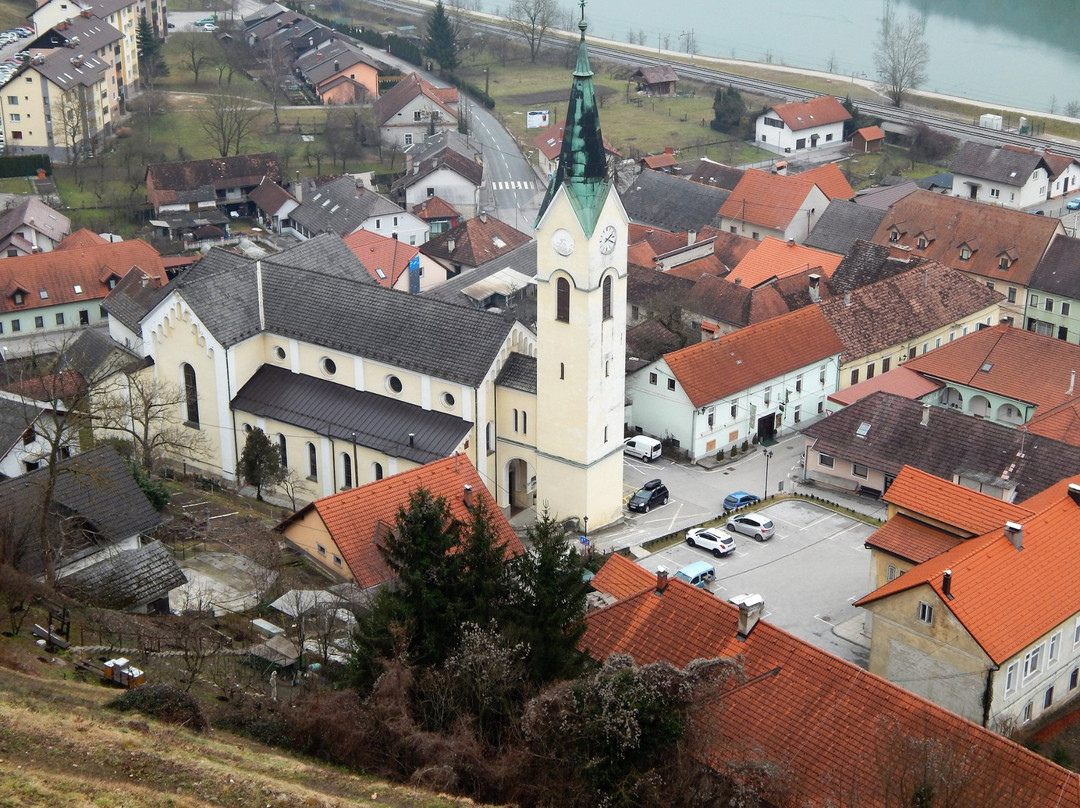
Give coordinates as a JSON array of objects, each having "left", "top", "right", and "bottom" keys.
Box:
[{"left": 556, "top": 278, "right": 570, "bottom": 322}]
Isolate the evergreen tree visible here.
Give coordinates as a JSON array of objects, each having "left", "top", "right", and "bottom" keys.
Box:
[
  {"left": 136, "top": 14, "right": 169, "bottom": 85},
  {"left": 505, "top": 509, "right": 590, "bottom": 683},
  {"left": 710, "top": 84, "right": 746, "bottom": 135},
  {"left": 238, "top": 427, "right": 281, "bottom": 501},
  {"left": 424, "top": 0, "right": 460, "bottom": 73},
  {"left": 456, "top": 495, "right": 510, "bottom": 627}
]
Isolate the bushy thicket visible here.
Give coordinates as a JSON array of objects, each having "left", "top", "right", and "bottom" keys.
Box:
[{"left": 107, "top": 684, "right": 207, "bottom": 731}]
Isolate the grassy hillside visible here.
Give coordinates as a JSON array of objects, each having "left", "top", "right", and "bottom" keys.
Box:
[{"left": 0, "top": 631, "right": 485, "bottom": 808}]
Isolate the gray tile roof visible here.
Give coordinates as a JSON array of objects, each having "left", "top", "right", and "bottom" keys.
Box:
[
  {"left": 61, "top": 540, "right": 186, "bottom": 611},
  {"left": 232, "top": 365, "right": 472, "bottom": 464},
  {"left": 424, "top": 241, "right": 538, "bottom": 305},
  {"left": 166, "top": 234, "right": 516, "bottom": 387},
  {"left": 949, "top": 141, "right": 1049, "bottom": 187},
  {"left": 61, "top": 326, "right": 143, "bottom": 379},
  {"left": 290, "top": 176, "right": 402, "bottom": 235},
  {"left": 102, "top": 266, "right": 166, "bottom": 334},
  {"left": 495, "top": 352, "right": 536, "bottom": 394},
  {"left": 851, "top": 180, "right": 920, "bottom": 210},
  {"left": 827, "top": 239, "right": 926, "bottom": 293},
  {"left": 1028, "top": 235, "right": 1080, "bottom": 299},
  {"left": 804, "top": 200, "right": 887, "bottom": 255},
  {"left": 620, "top": 170, "right": 728, "bottom": 234},
  {"left": 0, "top": 396, "right": 44, "bottom": 463},
  {"left": 801, "top": 392, "right": 1080, "bottom": 501}
]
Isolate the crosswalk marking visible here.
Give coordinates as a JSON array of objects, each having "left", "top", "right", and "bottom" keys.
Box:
[{"left": 491, "top": 180, "right": 537, "bottom": 190}]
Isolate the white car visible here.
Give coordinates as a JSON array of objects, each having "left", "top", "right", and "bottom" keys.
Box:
[{"left": 686, "top": 526, "right": 736, "bottom": 558}]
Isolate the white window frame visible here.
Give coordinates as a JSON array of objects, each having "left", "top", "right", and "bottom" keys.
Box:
[
  {"left": 1050, "top": 631, "right": 1061, "bottom": 663},
  {"left": 917, "top": 601, "right": 933, "bottom": 625},
  {"left": 1005, "top": 662, "right": 1018, "bottom": 695},
  {"left": 1023, "top": 644, "right": 1044, "bottom": 679}
]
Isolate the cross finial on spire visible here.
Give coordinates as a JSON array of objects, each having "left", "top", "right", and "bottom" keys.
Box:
[
  {"left": 579, "top": 0, "right": 586, "bottom": 22},
  {"left": 578, "top": 0, "right": 587, "bottom": 34}
]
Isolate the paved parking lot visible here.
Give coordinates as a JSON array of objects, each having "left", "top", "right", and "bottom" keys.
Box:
[{"left": 636, "top": 499, "right": 875, "bottom": 667}]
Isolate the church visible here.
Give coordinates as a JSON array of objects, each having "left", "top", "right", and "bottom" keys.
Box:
[{"left": 103, "top": 11, "right": 628, "bottom": 529}]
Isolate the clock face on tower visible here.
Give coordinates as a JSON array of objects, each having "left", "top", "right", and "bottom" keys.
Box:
[{"left": 599, "top": 225, "right": 618, "bottom": 255}]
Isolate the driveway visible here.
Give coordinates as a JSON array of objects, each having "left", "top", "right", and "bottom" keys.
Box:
[{"left": 636, "top": 499, "right": 875, "bottom": 667}]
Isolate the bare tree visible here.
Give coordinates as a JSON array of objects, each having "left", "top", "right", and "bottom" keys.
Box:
[
  {"left": 259, "top": 35, "right": 292, "bottom": 131},
  {"left": 196, "top": 91, "right": 263, "bottom": 157},
  {"left": 874, "top": 8, "right": 929, "bottom": 107},
  {"left": 505, "top": 0, "right": 559, "bottom": 62},
  {"left": 177, "top": 32, "right": 213, "bottom": 86},
  {"left": 52, "top": 88, "right": 91, "bottom": 171},
  {"left": 274, "top": 467, "right": 313, "bottom": 511},
  {"left": 91, "top": 364, "right": 211, "bottom": 474}
]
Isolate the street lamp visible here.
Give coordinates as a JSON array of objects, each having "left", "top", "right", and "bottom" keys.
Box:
[{"left": 763, "top": 449, "right": 774, "bottom": 499}]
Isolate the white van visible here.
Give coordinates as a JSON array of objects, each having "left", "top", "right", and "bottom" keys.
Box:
[{"left": 624, "top": 435, "right": 662, "bottom": 462}]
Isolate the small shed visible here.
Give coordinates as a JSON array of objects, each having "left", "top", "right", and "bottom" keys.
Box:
[
  {"left": 630, "top": 65, "right": 678, "bottom": 97},
  {"left": 851, "top": 125, "right": 886, "bottom": 154},
  {"left": 247, "top": 635, "right": 302, "bottom": 674}
]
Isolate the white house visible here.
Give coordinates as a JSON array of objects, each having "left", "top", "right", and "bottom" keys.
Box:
[
  {"left": 949, "top": 141, "right": 1052, "bottom": 209},
  {"left": 287, "top": 176, "right": 429, "bottom": 247},
  {"left": 754, "top": 96, "right": 850, "bottom": 155},
  {"left": 373, "top": 72, "right": 459, "bottom": 149},
  {"left": 0, "top": 392, "right": 78, "bottom": 478},
  {"left": 393, "top": 132, "right": 483, "bottom": 219},
  {"left": 626, "top": 306, "right": 843, "bottom": 461}
]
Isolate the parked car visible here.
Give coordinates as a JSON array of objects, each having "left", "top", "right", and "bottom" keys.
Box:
[
  {"left": 194, "top": 16, "right": 216, "bottom": 25},
  {"left": 686, "top": 526, "right": 736, "bottom": 558},
  {"left": 1067, "top": 198, "right": 1080, "bottom": 211},
  {"left": 723, "top": 491, "right": 760, "bottom": 511},
  {"left": 200, "top": 23, "right": 219, "bottom": 31},
  {"left": 628, "top": 478, "right": 669, "bottom": 513},
  {"left": 672, "top": 560, "right": 715, "bottom": 588},
  {"left": 726, "top": 512, "right": 775, "bottom": 541}
]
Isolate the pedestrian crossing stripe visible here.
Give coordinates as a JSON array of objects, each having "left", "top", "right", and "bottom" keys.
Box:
[{"left": 491, "top": 180, "right": 536, "bottom": 190}]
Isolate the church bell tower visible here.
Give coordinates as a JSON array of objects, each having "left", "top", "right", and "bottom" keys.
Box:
[{"left": 533, "top": 2, "right": 628, "bottom": 530}]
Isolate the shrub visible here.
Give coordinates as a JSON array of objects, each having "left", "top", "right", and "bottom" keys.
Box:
[
  {"left": 741, "top": 440, "right": 750, "bottom": 452},
  {"left": 729, "top": 445, "right": 739, "bottom": 458},
  {"left": 107, "top": 684, "right": 207, "bottom": 731}
]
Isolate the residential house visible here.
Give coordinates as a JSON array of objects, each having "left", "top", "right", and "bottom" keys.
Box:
[
  {"left": 626, "top": 305, "right": 843, "bottom": 459},
  {"left": 852, "top": 179, "right": 921, "bottom": 210},
  {"left": 754, "top": 95, "right": 851, "bottom": 155},
  {"left": 687, "top": 268, "right": 833, "bottom": 337},
  {"left": 248, "top": 175, "right": 299, "bottom": 235},
  {"left": 902, "top": 323, "right": 1080, "bottom": 427},
  {"left": 295, "top": 40, "right": 381, "bottom": 104},
  {"left": 819, "top": 260, "right": 1004, "bottom": 389},
  {"left": 0, "top": 234, "right": 166, "bottom": 336},
  {"left": 679, "top": 157, "right": 743, "bottom": 190},
  {"left": 373, "top": 72, "right": 458, "bottom": 148},
  {"left": 620, "top": 169, "right": 728, "bottom": 234},
  {"left": 532, "top": 116, "right": 620, "bottom": 179},
  {"left": 60, "top": 540, "right": 185, "bottom": 613},
  {"left": 343, "top": 228, "right": 422, "bottom": 292},
  {"left": 949, "top": 141, "right": 1053, "bottom": 209},
  {"left": 101, "top": 265, "right": 166, "bottom": 351},
  {"left": 287, "top": 175, "right": 429, "bottom": 246},
  {"left": 0, "top": 391, "right": 78, "bottom": 478},
  {"left": 1044, "top": 150, "right": 1080, "bottom": 199},
  {"left": 422, "top": 240, "right": 537, "bottom": 315},
  {"left": 277, "top": 454, "right": 524, "bottom": 586},
  {"left": 629, "top": 65, "right": 677, "bottom": 96},
  {"left": 0, "top": 444, "right": 162, "bottom": 577},
  {"left": 717, "top": 169, "right": 830, "bottom": 243},
  {"left": 851, "top": 125, "right": 885, "bottom": 153},
  {"left": 581, "top": 554, "right": 1080, "bottom": 807},
  {"left": 870, "top": 189, "right": 1064, "bottom": 322},
  {"left": 857, "top": 473, "right": 1080, "bottom": 731},
  {"left": 799, "top": 391, "right": 1080, "bottom": 499},
  {"left": 411, "top": 195, "right": 462, "bottom": 236},
  {"left": 796, "top": 162, "right": 855, "bottom": 200},
  {"left": 804, "top": 199, "right": 887, "bottom": 255},
  {"left": 0, "top": 199, "right": 71, "bottom": 257},
  {"left": 639, "top": 149, "right": 678, "bottom": 172},
  {"left": 723, "top": 236, "right": 842, "bottom": 286},
  {"left": 145, "top": 153, "right": 283, "bottom": 217},
  {"left": 419, "top": 212, "right": 531, "bottom": 280},
  {"left": 393, "top": 131, "right": 483, "bottom": 218},
  {"left": 1024, "top": 234, "right": 1080, "bottom": 342}
]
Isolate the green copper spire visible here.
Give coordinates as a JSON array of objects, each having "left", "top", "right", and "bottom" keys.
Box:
[{"left": 534, "top": 0, "right": 610, "bottom": 236}]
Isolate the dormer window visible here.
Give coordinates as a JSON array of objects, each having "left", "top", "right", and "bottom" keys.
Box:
[
  {"left": 889, "top": 230, "right": 900, "bottom": 243},
  {"left": 12, "top": 291, "right": 24, "bottom": 305},
  {"left": 917, "top": 236, "right": 928, "bottom": 249},
  {"left": 998, "top": 256, "right": 1011, "bottom": 270},
  {"left": 960, "top": 247, "right": 972, "bottom": 261}
]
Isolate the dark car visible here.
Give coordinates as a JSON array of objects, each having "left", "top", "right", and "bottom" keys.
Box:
[
  {"left": 628, "top": 478, "right": 669, "bottom": 513},
  {"left": 723, "top": 491, "right": 760, "bottom": 510}
]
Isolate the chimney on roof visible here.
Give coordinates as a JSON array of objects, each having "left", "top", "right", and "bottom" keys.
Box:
[
  {"left": 655, "top": 566, "right": 669, "bottom": 594},
  {"left": 447, "top": 237, "right": 456, "bottom": 252},
  {"left": 1004, "top": 521, "right": 1023, "bottom": 551},
  {"left": 921, "top": 403, "right": 931, "bottom": 426},
  {"left": 479, "top": 211, "right": 487, "bottom": 224},
  {"left": 888, "top": 243, "right": 912, "bottom": 262},
  {"left": 844, "top": 291, "right": 852, "bottom": 306},
  {"left": 1069, "top": 484, "right": 1080, "bottom": 506},
  {"left": 1069, "top": 370, "right": 1076, "bottom": 397},
  {"left": 732, "top": 593, "right": 765, "bottom": 640},
  {"left": 733, "top": 277, "right": 742, "bottom": 286},
  {"left": 334, "top": 59, "right": 339, "bottom": 71},
  {"left": 463, "top": 484, "right": 476, "bottom": 508},
  {"left": 408, "top": 432, "right": 415, "bottom": 447},
  {"left": 788, "top": 237, "right": 795, "bottom": 246},
  {"left": 688, "top": 228, "right": 697, "bottom": 246},
  {"left": 808, "top": 273, "right": 820, "bottom": 302},
  {"left": 664, "top": 146, "right": 673, "bottom": 155},
  {"left": 942, "top": 569, "right": 953, "bottom": 600}
]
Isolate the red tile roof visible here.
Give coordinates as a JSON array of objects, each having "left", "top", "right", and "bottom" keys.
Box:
[
  {"left": 55, "top": 228, "right": 107, "bottom": 249},
  {"left": 718, "top": 169, "right": 821, "bottom": 231},
  {"left": 827, "top": 365, "right": 943, "bottom": 406},
  {"left": 419, "top": 214, "right": 532, "bottom": 268},
  {"left": 903, "top": 323, "right": 1080, "bottom": 417},
  {"left": 343, "top": 228, "right": 419, "bottom": 288},
  {"left": 797, "top": 162, "right": 855, "bottom": 200},
  {"left": 373, "top": 73, "right": 458, "bottom": 127},
  {"left": 769, "top": 95, "right": 852, "bottom": 131},
  {"left": 0, "top": 238, "right": 166, "bottom": 314},
  {"left": 857, "top": 479, "right": 1080, "bottom": 664},
  {"left": 726, "top": 236, "right": 842, "bottom": 287},
  {"left": 1026, "top": 399, "right": 1080, "bottom": 447},
  {"left": 864, "top": 513, "right": 963, "bottom": 564},
  {"left": 279, "top": 455, "right": 523, "bottom": 590},
  {"left": 589, "top": 552, "right": 655, "bottom": 600},
  {"left": 884, "top": 464, "right": 1033, "bottom": 536},
  {"left": 581, "top": 560, "right": 1080, "bottom": 806},
  {"left": 870, "top": 189, "right": 1063, "bottom": 286},
  {"left": 662, "top": 305, "right": 844, "bottom": 408},
  {"left": 412, "top": 195, "right": 460, "bottom": 221},
  {"left": 641, "top": 153, "right": 678, "bottom": 170},
  {"left": 854, "top": 125, "right": 886, "bottom": 141}
]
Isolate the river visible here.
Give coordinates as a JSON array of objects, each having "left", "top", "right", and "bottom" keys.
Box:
[{"left": 581, "top": 0, "right": 1080, "bottom": 113}]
